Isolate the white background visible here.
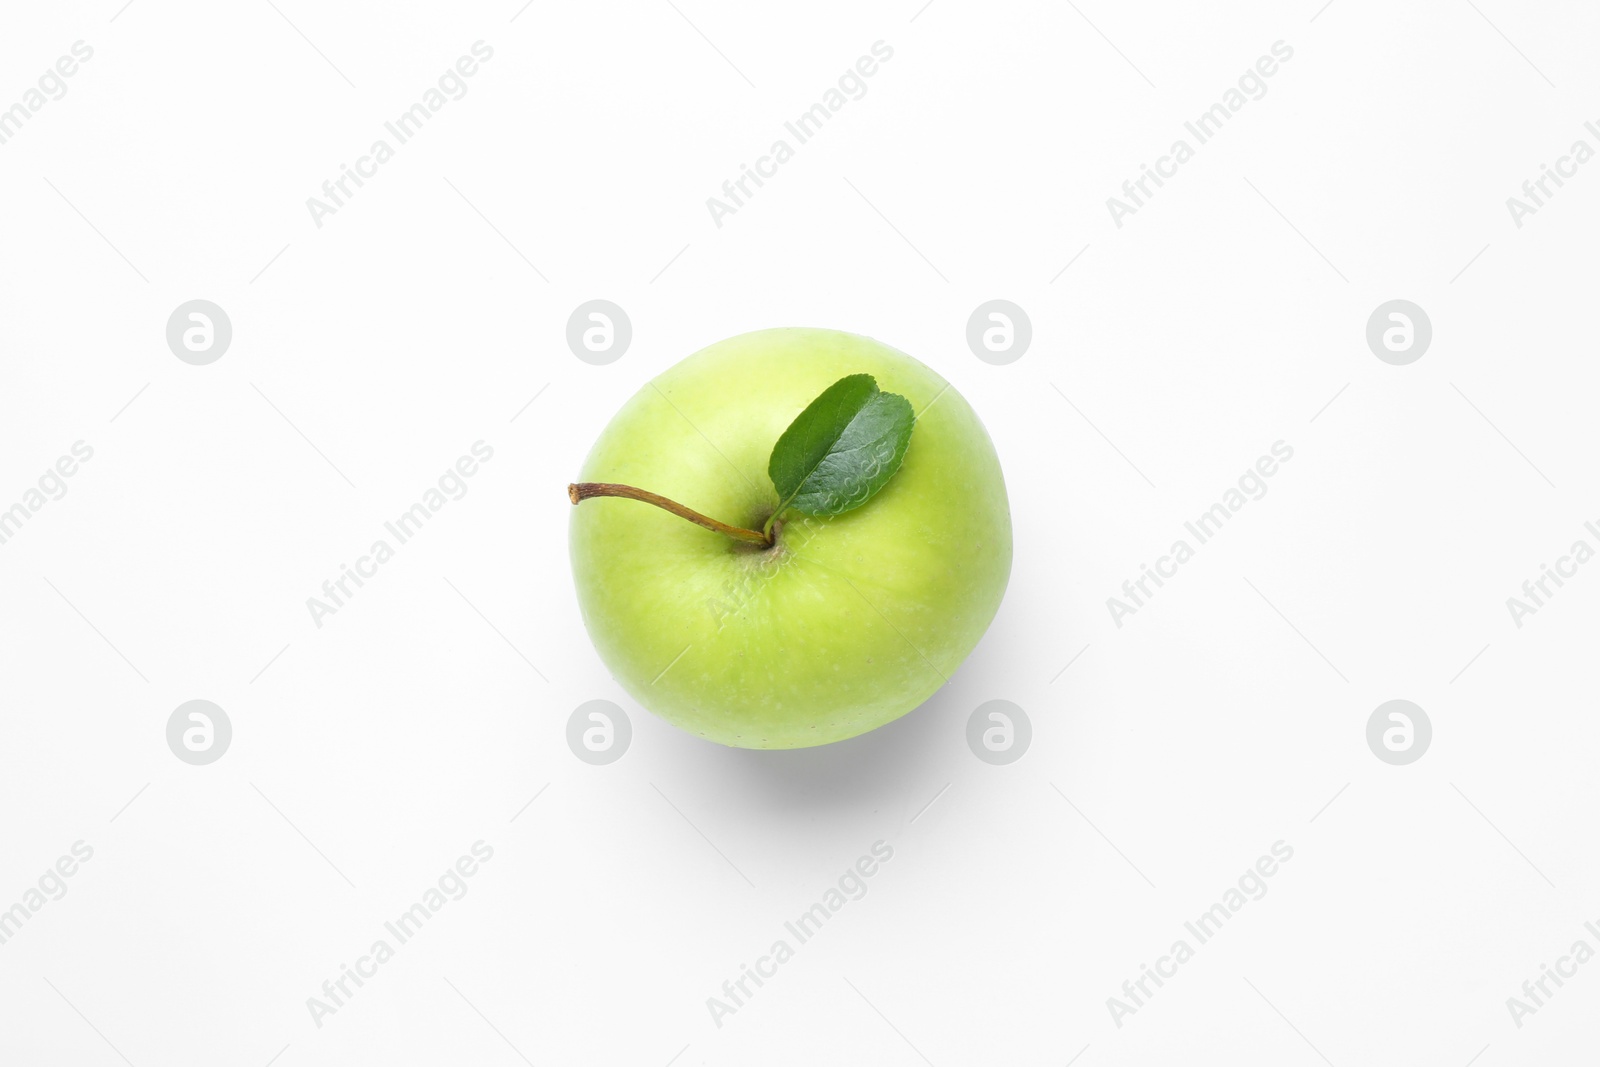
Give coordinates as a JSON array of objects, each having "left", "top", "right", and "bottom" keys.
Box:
[{"left": 2, "top": 1, "right": 1597, "bottom": 1064}]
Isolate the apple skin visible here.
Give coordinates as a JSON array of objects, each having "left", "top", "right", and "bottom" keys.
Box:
[{"left": 569, "top": 328, "right": 1011, "bottom": 749}]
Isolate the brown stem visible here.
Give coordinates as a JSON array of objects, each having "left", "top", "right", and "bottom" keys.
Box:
[{"left": 568, "top": 482, "right": 772, "bottom": 546}]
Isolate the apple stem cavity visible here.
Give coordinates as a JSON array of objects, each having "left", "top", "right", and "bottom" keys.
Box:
[{"left": 567, "top": 482, "right": 773, "bottom": 546}]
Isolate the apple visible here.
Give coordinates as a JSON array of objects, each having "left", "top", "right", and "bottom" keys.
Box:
[{"left": 568, "top": 327, "right": 1011, "bottom": 748}]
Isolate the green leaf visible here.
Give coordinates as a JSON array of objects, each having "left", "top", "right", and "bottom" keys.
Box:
[{"left": 767, "top": 374, "right": 915, "bottom": 523}]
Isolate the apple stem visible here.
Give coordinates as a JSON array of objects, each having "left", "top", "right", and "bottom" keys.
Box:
[{"left": 568, "top": 482, "right": 773, "bottom": 546}]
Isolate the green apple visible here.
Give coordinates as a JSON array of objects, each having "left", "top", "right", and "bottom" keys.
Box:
[{"left": 568, "top": 327, "right": 1011, "bottom": 748}]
